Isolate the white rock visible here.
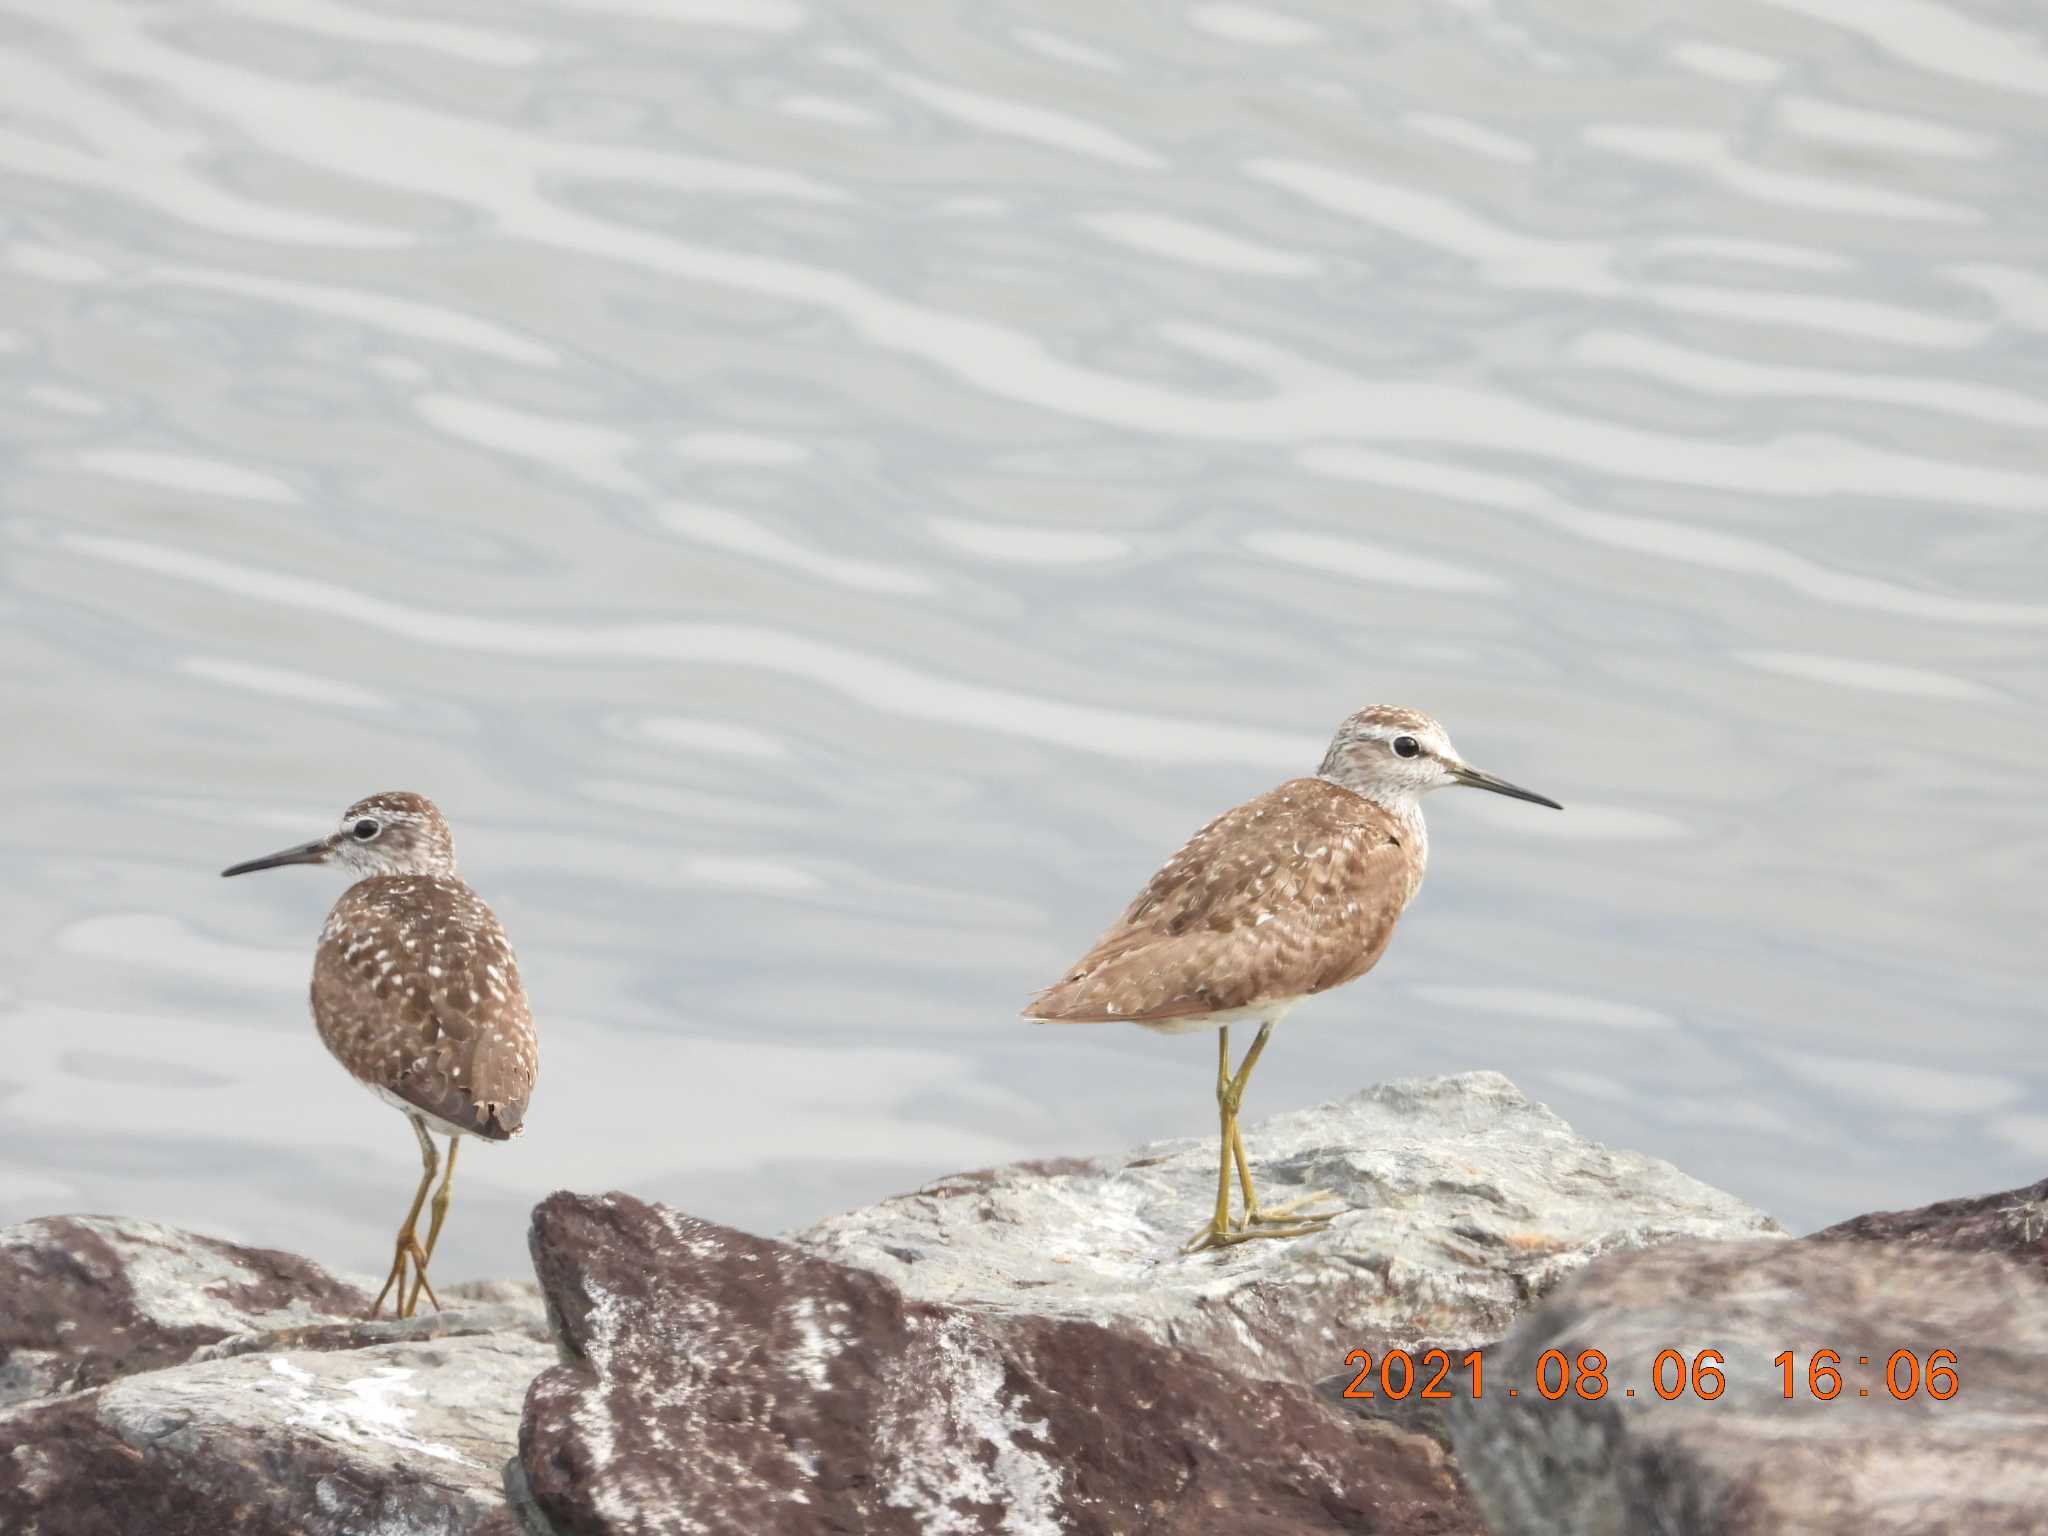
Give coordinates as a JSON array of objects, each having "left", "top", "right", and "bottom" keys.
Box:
[{"left": 794, "top": 1071, "right": 1781, "bottom": 1384}]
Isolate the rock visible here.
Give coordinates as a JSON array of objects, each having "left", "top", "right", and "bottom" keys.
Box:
[
  {"left": 3, "top": 1331, "right": 550, "bottom": 1536},
  {"left": 1448, "top": 1238, "right": 2048, "bottom": 1536},
  {"left": 0, "top": 1215, "right": 369, "bottom": 1407},
  {"left": 186, "top": 1279, "right": 548, "bottom": 1368},
  {"left": 520, "top": 1189, "right": 1489, "bottom": 1536},
  {"left": 0, "top": 1217, "right": 551, "bottom": 1536},
  {"left": 1812, "top": 1174, "right": 2048, "bottom": 1279},
  {"left": 794, "top": 1072, "right": 1780, "bottom": 1388},
  {"left": 0, "top": 1078, "right": 1797, "bottom": 1534}
]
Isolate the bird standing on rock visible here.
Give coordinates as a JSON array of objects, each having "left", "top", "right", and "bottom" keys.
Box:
[
  {"left": 222, "top": 792, "right": 538, "bottom": 1317},
  {"left": 1026, "top": 706, "right": 1559, "bottom": 1253}
]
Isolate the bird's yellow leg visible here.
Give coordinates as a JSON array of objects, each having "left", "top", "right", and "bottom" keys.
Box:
[
  {"left": 1184, "top": 1023, "right": 1329, "bottom": 1250},
  {"left": 404, "top": 1136, "right": 459, "bottom": 1318},
  {"left": 1229, "top": 1117, "right": 1258, "bottom": 1220},
  {"left": 1231, "top": 1117, "right": 1339, "bottom": 1228},
  {"left": 1222, "top": 1030, "right": 1341, "bottom": 1229},
  {"left": 1222, "top": 1025, "right": 1340, "bottom": 1228},
  {"left": 1213, "top": 1026, "right": 1234, "bottom": 1235},
  {"left": 1220, "top": 1023, "right": 1272, "bottom": 1221},
  {"left": 1182, "top": 1027, "right": 1236, "bottom": 1253},
  {"left": 370, "top": 1115, "right": 441, "bottom": 1319}
]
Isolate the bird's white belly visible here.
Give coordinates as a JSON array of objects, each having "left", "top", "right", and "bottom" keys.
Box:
[
  {"left": 364, "top": 1079, "right": 475, "bottom": 1139},
  {"left": 1138, "top": 998, "right": 1302, "bottom": 1036}
]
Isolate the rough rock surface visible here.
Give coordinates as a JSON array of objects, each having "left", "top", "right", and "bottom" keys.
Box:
[
  {"left": 0, "top": 1214, "right": 369, "bottom": 1407},
  {"left": 1450, "top": 1237, "right": 2048, "bottom": 1536},
  {"left": 521, "top": 1189, "right": 1488, "bottom": 1536},
  {"left": 0, "top": 1080, "right": 1846, "bottom": 1534},
  {"left": 794, "top": 1072, "right": 1780, "bottom": 1387},
  {"left": 1813, "top": 1173, "right": 2048, "bottom": 1279},
  {"left": 0, "top": 1216, "right": 550, "bottom": 1536}
]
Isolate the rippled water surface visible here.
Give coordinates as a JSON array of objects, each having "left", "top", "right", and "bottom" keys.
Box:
[{"left": 3, "top": 0, "right": 2045, "bottom": 1282}]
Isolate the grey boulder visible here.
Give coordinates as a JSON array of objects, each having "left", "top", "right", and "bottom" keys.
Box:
[
  {"left": 794, "top": 1071, "right": 1781, "bottom": 1387},
  {"left": 1452, "top": 1230, "right": 2048, "bottom": 1534}
]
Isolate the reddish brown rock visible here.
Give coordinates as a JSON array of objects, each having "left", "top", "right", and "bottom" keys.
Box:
[
  {"left": 1811, "top": 1174, "right": 2048, "bottom": 1278},
  {"left": 521, "top": 1190, "right": 1487, "bottom": 1536},
  {"left": 0, "top": 1218, "right": 547, "bottom": 1536},
  {"left": 0, "top": 1370, "right": 531, "bottom": 1536},
  {"left": 1, "top": 1394, "right": 231, "bottom": 1536},
  {"left": 0, "top": 1215, "right": 369, "bottom": 1407}
]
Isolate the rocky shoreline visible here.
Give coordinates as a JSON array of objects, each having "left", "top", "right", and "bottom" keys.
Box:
[{"left": 3, "top": 1071, "right": 2042, "bottom": 1535}]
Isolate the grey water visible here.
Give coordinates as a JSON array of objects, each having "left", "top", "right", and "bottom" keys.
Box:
[{"left": 1, "top": 0, "right": 2044, "bottom": 1286}]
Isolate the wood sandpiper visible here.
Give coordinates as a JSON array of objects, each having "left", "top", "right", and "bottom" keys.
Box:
[
  {"left": 1026, "top": 706, "right": 1559, "bottom": 1253},
  {"left": 223, "top": 792, "right": 539, "bottom": 1316}
]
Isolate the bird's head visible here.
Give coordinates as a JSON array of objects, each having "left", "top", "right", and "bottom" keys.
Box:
[
  {"left": 1317, "top": 705, "right": 1560, "bottom": 814},
  {"left": 221, "top": 791, "right": 459, "bottom": 881}
]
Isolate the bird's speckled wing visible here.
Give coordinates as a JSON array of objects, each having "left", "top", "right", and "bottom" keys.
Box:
[
  {"left": 312, "top": 877, "right": 539, "bottom": 1139},
  {"left": 1026, "top": 778, "right": 1419, "bottom": 1025}
]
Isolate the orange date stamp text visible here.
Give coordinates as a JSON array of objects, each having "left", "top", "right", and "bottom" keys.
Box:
[{"left": 1340, "top": 1347, "right": 1960, "bottom": 1403}]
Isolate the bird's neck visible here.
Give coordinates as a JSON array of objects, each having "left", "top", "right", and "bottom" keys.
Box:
[
  {"left": 1400, "top": 801, "right": 1429, "bottom": 883},
  {"left": 340, "top": 859, "right": 460, "bottom": 881},
  {"left": 1321, "top": 776, "right": 1431, "bottom": 877}
]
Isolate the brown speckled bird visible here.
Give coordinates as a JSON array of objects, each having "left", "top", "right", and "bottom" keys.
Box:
[
  {"left": 223, "top": 792, "right": 538, "bottom": 1316},
  {"left": 1027, "top": 707, "right": 1559, "bottom": 1252}
]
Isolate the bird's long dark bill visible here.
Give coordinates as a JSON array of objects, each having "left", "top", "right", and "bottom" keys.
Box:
[
  {"left": 1452, "top": 765, "right": 1563, "bottom": 810},
  {"left": 221, "top": 839, "right": 334, "bottom": 877}
]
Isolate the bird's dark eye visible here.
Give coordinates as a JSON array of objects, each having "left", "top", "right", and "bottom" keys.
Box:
[
  {"left": 1392, "top": 736, "right": 1421, "bottom": 758},
  {"left": 352, "top": 819, "right": 380, "bottom": 840}
]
